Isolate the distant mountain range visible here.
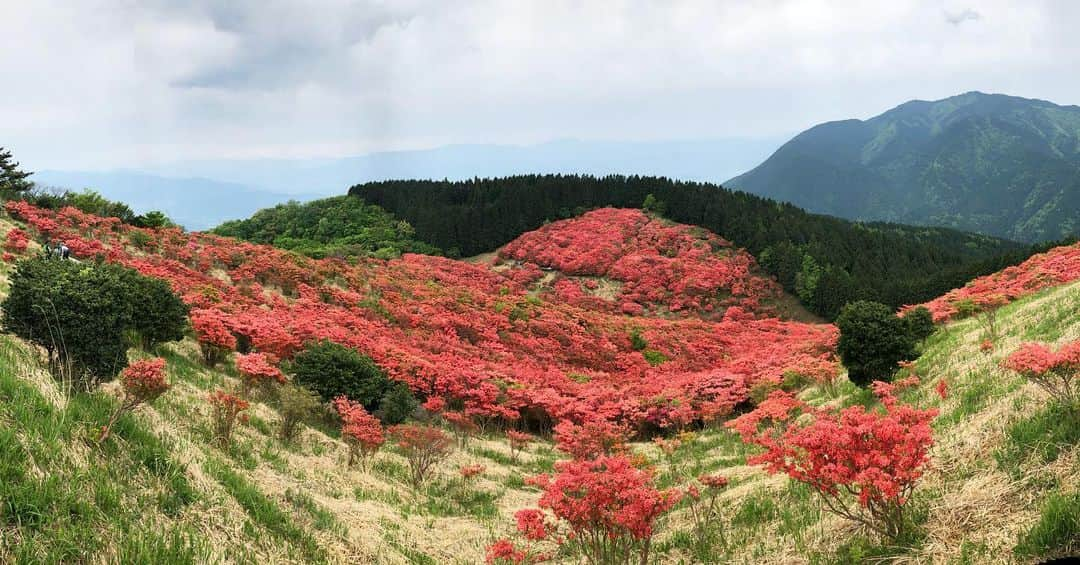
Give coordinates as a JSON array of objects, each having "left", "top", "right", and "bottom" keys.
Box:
[
  {"left": 30, "top": 170, "right": 309, "bottom": 231},
  {"left": 34, "top": 138, "right": 781, "bottom": 230},
  {"left": 726, "top": 92, "right": 1080, "bottom": 243}
]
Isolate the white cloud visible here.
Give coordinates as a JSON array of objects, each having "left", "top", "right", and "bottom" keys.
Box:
[{"left": 2, "top": 0, "right": 1078, "bottom": 170}]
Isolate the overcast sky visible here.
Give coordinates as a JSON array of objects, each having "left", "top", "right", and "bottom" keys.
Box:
[{"left": 4, "top": 0, "right": 1079, "bottom": 170}]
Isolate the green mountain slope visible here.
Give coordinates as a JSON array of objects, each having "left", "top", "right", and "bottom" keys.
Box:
[
  {"left": 727, "top": 92, "right": 1080, "bottom": 242},
  {"left": 211, "top": 196, "right": 440, "bottom": 259}
]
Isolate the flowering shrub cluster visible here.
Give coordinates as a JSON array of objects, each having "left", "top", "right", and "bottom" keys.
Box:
[
  {"left": 1003, "top": 341, "right": 1079, "bottom": 406},
  {"left": 728, "top": 386, "right": 937, "bottom": 540},
  {"left": 4, "top": 227, "right": 29, "bottom": 253},
  {"left": 333, "top": 396, "right": 385, "bottom": 467},
  {"left": 459, "top": 463, "right": 486, "bottom": 481},
  {"left": 5, "top": 201, "right": 838, "bottom": 433},
  {"left": 99, "top": 357, "right": 170, "bottom": 442},
  {"left": 553, "top": 419, "right": 630, "bottom": 460},
  {"left": 907, "top": 241, "right": 1080, "bottom": 322},
  {"left": 524, "top": 456, "right": 681, "bottom": 565},
  {"left": 499, "top": 208, "right": 781, "bottom": 317},
  {"left": 235, "top": 352, "right": 286, "bottom": 395}
]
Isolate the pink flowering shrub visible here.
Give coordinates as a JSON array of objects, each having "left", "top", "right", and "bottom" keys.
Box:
[
  {"left": 1003, "top": 341, "right": 1079, "bottom": 406},
  {"left": 728, "top": 388, "right": 937, "bottom": 540},
  {"left": 334, "top": 396, "right": 385, "bottom": 468},
  {"left": 99, "top": 358, "right": 169, "bottom": 442},
  {"left": 525, "top": 455, "right": 680, "bottom": 565}
]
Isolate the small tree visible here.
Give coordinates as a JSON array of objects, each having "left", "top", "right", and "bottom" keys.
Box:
[
  {"left": 389, "top": 424, "right": 453, "bottom": 487},
  {"left": 836, "top": 301, "right": 917, "bottom": 387},
  {"left": 333, "top": 396, "right": 385, "bottom": 468},
  {"left": 99, "top": 358, "right": 170, "bottom": 442},
  {"left": 208, "top": 390, "right": 249, "bottom": 447},
  {"left": 377, "top": 381, "right": 418, "bottom": 425},
  {"left": 0, "top": 147, "right": 34, "bottom": 195},
  {"left": 1003, "top": 341, "right": 1079, "bottom": 407},
  {"left": 290, "top": 339, "right": 390, "bottom": 409},
  {"left": 276, "top": 384, "right": 321, "bottom": 443},
  {"left": 507, "top": 430, "right": 533, "bottom": 462}
]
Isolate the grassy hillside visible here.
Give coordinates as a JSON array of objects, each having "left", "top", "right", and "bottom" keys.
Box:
[
  {"left": 727, "top": 92, "right": 1080, "bottom": 243},
  {"left": 1, "top": 225, "right": 1077, "bottom": 563}
]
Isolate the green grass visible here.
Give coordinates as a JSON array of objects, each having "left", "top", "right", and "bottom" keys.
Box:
[
  {"left": 111, "top": 526, "right": 217, "bottom": 564},
  {"left": 0, "top": 335, "right": 207, "bottom": 563},
  {"left": 1014, "top": 491, "right": 1080, "bottom": 559},
  {"left": 203, "top": 457, "right": 328, "bottom": 564},
  {"left": 996, "top": 402, "right": 1080, "bottom": 476}
]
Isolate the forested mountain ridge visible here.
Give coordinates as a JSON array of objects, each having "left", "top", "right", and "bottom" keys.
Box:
[
  {"left": 726, "top": 91, "right": 1080, "bottom": 242},
  {"left": 349, "top": 174, "right": 1036, "bottom": 319}
]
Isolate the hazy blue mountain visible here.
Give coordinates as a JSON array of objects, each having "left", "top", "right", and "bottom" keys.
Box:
[
  {"left": 31, "top": 170, "right": 316, "bottom": 231},
  {"left": 37, "top": 138, "right": 781, "bottom": 230},
  {"left": 726, "top": 92, "right": 1080, "bottom": 242},
  {"left": 138, "top": 138, "right": 783, "bottom": 195}
]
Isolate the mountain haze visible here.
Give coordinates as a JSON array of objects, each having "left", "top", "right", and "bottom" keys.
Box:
[{"left": 727, "top": 92, "right": 1080, "bottom": 242}]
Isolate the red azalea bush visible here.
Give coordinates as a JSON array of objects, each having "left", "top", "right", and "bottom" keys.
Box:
[
  {"left": 1003, "top": 340, "right": 1079, "bottom": 406},
  {"left": 526, "top": 455, "right": 680, "bottom": 565},
  {"left": 728, "top": 387, "right": 937, "bottom": 540},
  {"left": 500, "top": 208, "right": 782, "bottom": 317},
  {"left": 390, "top": 424, "right": 453, "bottom": 487},
  {"left": 235, "top": 352, "right": 286, "bottom": 395},
  {"left": 334, "top": 396, "right": 385, "bottom": 467},
  {"left": 208, "top": 389, "right": 249, "bottom": 447},
  {"left": 553, "top": 419, "right": 631, "bottom": 460},
  {"left": 4, "top": 227, "right": 29, "bottom": 253},
  {"left": 191, "top": 308, "right": 237, "bottom": 366},
  {"left": 99, "top": 358, "right": 170, "bottom": 442},
  {"left": 459, "top": 463, "right": 486, "bottom": 481}
]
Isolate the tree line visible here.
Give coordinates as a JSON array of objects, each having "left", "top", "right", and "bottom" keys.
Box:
[{"left": 350, "top": 174, "right": 1059, "bottom": 319}]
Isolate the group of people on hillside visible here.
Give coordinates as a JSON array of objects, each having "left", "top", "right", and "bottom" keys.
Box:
[{"left": 48, "top": 240, "right": 71, "bottom": 260}]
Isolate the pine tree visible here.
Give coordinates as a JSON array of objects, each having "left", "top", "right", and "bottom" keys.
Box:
[{"left": 0, "top": 147, "right": 34, "bottom": 194}]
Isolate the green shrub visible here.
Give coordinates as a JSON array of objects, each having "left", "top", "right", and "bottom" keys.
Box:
[
  {"left": 835, "top": 301, "right": 918, "bottom": 387},
  {"left": 276, "top": 384, "right": 322, "bottom": 443},
  {"left": 642, "top": 349, "right": 667, "bottom": 366},
  {"left": 378, "top": 382, "right": 418, "bottom": 425},
  {"left": 629, "top": 329, "right": 648, "bottom": 351},
  {"left": 902, "top": 306, "right": 935, "bottom": 343},
  {"left": 288, "top": 339, "right": 390, "bottom": 410},
  {"left": 1, "top": 258, "right": 186, "bottom": 389}
]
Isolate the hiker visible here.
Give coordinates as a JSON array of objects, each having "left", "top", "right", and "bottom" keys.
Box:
[{"left": 59, "top": 241, "right": 70, "bottom": 260}]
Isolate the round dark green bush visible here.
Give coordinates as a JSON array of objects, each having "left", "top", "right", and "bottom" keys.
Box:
[
  {"left": 836, "top": 300, "right": 918, "bottom": 388},
  {"left": 288, "top": 339, "right": 391, "bottom": 410}
]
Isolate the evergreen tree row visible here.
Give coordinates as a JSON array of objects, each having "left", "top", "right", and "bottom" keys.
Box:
[{"left": 349, "top": 174, "right": 1050, "bottom": 319}]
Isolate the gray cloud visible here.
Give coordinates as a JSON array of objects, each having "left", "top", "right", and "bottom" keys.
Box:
[{"left": 3, "top": 0, "right": 1079, "bottom": 170}]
